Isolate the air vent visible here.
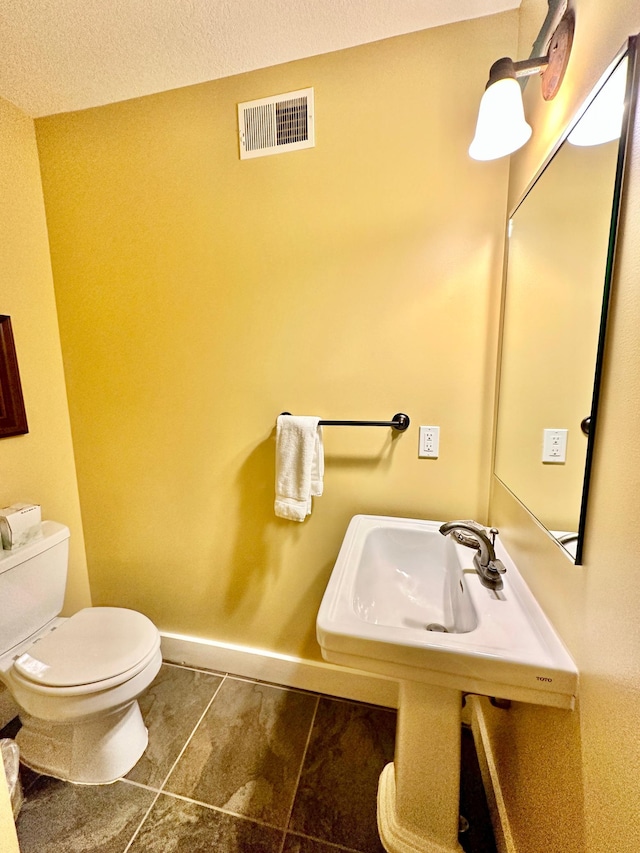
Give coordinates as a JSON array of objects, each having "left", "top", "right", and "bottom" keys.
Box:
[{"left": 238, "top": 88, "right": 315, "bottom": 160}]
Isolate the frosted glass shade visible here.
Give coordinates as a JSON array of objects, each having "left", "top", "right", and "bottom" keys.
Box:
[
  {"left": 469, "top": 77, "right": 532, "bottom": 161},
  {"left": 568, "top": 57, "right": 627, "bottom": 147}
]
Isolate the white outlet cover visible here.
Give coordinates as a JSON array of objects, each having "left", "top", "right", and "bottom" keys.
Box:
[
  {"left": 542, "top": 428, "right": 568, "bottom": 463},
  {"left": 419, "top": 426, "right": 440, "bottom": 458}
]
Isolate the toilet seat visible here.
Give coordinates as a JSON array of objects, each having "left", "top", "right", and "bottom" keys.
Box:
[{"left": 11, "top": 607, "right": 160, "bottom": 696}]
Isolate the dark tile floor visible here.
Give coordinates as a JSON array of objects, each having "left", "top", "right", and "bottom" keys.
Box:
[{"left": 4, "top": 663, "right": 496, "bottom": 853}]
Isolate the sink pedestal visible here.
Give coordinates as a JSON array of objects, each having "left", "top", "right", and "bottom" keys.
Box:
[{"left": 377, "top": 681, "right": 464, "bottom": 853}]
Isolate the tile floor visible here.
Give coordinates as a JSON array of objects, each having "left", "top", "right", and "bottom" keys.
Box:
[{"left": 5, "top": 663, "right": 497, "bottom": 853}]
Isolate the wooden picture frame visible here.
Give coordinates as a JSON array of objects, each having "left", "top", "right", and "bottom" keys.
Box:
[{"left": 0, "top": 315, "right": 28, "bottom": 437}]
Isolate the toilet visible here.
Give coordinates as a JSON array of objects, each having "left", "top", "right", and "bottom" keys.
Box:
[{"left": 0, "top": 521, "right": 162, "bottom": 784}]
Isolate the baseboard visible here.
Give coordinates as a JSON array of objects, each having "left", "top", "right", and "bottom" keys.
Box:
[
  {"left": 467, "top": 696, "right": 517, "bottom": 853},
  {"left": 160, "top": 631, "right": 399, "bottom": 709}
]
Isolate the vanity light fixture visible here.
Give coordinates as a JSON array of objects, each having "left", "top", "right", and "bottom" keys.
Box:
[{"left": 469, "top": 10, "right": 574, "bottom": 161}]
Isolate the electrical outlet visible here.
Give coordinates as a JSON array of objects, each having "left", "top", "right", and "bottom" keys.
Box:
[
  {"left": 419, "top": 426, "right": 440, "bottom": 458},
  {"left": 542, "top": 428, "right": 568, "bottom": 463}
]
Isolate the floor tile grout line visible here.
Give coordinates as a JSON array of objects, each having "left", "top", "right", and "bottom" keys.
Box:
[
  {"left": 215, "top": 671, "right": 334, "bottom": 700},
  {"left": 121, "top": 675, "right": 229, "bottom": 853},
  {"left": 140, "top": 787, "right": 289, "bottom": 834},
  {"left": 120, "top": 779, "right": 362, "bottom": 853},
  {"left": 317, "top": 693, "right": 397, "bottom": 712},
  {"left": 161, "top": 660, "right": 226, "bottom": 677},
  {"left": 21, "top": 773, "right": 42, "bottom": 796},
  {"left": 119, "top": 777, "right": 161, "bottom": 794},
  {"left": 161, "top": 661, "right": 321, "bottom": 700},
  {"left": 156, "top": 672, "right": 228, "bottom": 793},
  {"left": 122, "top": 782, "right": 367, "bottom": 852},
  {"left": 161, "top": 659, "right": 396, "bottom": 709},
  {"left": 122, "top": 788, "right": 162, "bottom": 853},
  {"left": 284, "top": 828, "right": 368, "bottom": 853},
  {"left": 277, "top": 694, "right": 321, "bottom": 853}
]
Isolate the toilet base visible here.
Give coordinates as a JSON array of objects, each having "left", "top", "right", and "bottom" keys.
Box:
[{"left": 16, "top": 700, "right": 148, "bottom": 784}]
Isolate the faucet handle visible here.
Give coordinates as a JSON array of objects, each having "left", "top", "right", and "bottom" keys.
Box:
[{"left": 492, "top": 558, "right": 507, "bottom": 574}]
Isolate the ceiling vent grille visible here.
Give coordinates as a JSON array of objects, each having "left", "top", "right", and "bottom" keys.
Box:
[{"left": 238, "top": 88, "right": 314, "bottom": 160}]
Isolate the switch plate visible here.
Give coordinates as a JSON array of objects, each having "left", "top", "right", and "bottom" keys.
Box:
[
  {"left": 419, "top": 426, "right": 440, "bottom": 458},
  {"left": 542, "top": 428, "right": 568, "bottom": 463}
]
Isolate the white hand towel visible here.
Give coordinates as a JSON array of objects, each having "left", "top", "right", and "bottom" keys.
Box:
[{"left": 275, "top": 415, "right": 324, "bottom": 521}]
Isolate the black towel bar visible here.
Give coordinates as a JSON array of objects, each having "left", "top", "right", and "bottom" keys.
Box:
[{"left": 279, "top": 412, "right": 410, "bottom": 432}]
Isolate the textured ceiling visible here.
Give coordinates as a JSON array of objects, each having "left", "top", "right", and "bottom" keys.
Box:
[{"left": 0, "top": 0, "right": 520, "bottom": 117}]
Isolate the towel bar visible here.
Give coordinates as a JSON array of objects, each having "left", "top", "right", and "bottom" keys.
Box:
[{"left": 279, "top": 412, "right": 410, "bottom": 432}]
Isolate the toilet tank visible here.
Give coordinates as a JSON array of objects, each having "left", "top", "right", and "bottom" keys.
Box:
[{"left": 0, "top": 521, "right": 70, "bottom": 654}]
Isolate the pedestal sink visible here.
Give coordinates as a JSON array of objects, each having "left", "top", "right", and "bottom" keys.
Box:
[{"left": 316, "top": 515, "right": 578, "bottom": 853}]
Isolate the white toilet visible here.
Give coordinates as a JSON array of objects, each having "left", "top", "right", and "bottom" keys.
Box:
[{"left": 0, "top": 521, "right": 162, "bottom": 784}]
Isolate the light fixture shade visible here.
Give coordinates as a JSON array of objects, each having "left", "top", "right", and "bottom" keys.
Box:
[
  {"left": 568, "top": 57, "right": 628, "bottom": 147},
  {"left": 469, "top": 77, "right": 533, "bottom": 161}
]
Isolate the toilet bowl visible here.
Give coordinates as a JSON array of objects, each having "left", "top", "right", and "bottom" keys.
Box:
[
  {"left": 0, "top": 522, "right": 162, "bottom": 784},
  {"left": 1, "top": 607, "right": 162, "bottom": 784}
]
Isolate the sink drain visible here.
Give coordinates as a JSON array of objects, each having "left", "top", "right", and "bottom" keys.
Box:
[{"left": 425, "top": 623, "right": 448, "bottom": 633}]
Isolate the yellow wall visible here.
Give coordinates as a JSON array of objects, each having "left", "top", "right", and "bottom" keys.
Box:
[
  {"left": 0, "top": 95, "right": 90, "bottom": 614},
  {"left": 35, "top": 13, "right": 517, "bottom": 662},
  {"left": 0, "top": 95, "right": 91, "bottom": 846},
  {"left": 486, "top": 2, "right": 640, "bottom": 852}
]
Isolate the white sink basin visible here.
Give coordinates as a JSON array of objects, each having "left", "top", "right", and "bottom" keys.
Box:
[
  {"left": 352, "top": 523, "right": 478, "bottom": 634},
  {"left": 317, "top": 514, "right": 578, "bottom": 709}
]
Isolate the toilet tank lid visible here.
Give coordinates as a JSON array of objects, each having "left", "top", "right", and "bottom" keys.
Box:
[
  {"left": 13, "top": 607, "right": 159, "bottom": 688},
  {"left": 0, "top": 521, "right": 69, "bottom": 576}
]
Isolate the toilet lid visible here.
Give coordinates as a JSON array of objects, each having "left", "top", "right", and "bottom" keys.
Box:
[{"left": 13, "top": 607, "right": 159, "bottom": 688}]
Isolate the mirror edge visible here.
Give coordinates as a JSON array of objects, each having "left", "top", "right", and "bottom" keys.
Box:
[{"left": 575, "top": 33, "right": 639, "bottom": 564}]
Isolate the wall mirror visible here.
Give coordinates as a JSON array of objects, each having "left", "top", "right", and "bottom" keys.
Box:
[{"left": 494, "top": 37, "right": 637, "bottom": 564}]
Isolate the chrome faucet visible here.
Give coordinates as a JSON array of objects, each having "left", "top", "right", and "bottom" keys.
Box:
[{"left": 439, "top": 520, "right": 506, "bottom": 591}]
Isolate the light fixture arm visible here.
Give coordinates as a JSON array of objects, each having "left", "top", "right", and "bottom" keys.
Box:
[
  {"left": 486, "top": 56, "right": 548, "bottom": 89},
  {"left": 512, "top": 56, "right": 549, "bottom": 78},
  {"left": 485, "top": 10, "right": 574, "bottom": 100}
]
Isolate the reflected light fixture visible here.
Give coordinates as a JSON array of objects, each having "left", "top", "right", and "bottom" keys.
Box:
[
  {"left": 568, "top": 56, "right": 628, "bottom": 146},
  {"left": 469, "top": 11, "right": 574, "bottom": 161}
]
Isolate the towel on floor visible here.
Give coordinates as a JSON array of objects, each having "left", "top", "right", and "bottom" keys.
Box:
[{"left": 275, "top": 415, "right": 324, "bottom": 521}]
